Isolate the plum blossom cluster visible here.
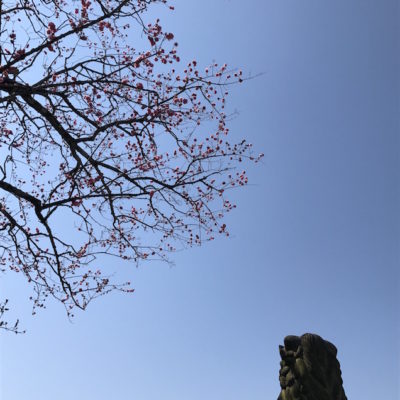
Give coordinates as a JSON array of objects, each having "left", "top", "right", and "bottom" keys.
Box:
[{"left": 0, "top": 0, "right": 262, "bottom": 321}]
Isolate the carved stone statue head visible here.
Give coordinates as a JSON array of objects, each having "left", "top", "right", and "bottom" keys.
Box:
[{"left": 277, "top": 333, "right": 347, "bottom": 400}]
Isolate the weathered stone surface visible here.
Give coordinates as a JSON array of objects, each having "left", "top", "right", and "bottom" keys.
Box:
[{"left": 277, "top": 333, "right": 347, "bottom": 400}]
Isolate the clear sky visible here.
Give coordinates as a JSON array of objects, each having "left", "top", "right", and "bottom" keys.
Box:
[{"left": 1, "top": 1, "right": 399, "bottom": 399}]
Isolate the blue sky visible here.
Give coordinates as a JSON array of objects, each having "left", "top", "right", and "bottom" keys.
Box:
[{"left": 1, "top": 1, "right": 399, "bottom": 399}]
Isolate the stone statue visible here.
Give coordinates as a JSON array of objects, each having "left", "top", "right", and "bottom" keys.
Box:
[{"left": 277, "top": 333, "right": 347, "bottom": 400}]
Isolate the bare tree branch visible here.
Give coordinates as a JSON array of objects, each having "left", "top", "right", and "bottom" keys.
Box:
[{"left": 0, "top": 0, "right": 262, "bottom": 329}]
